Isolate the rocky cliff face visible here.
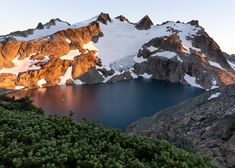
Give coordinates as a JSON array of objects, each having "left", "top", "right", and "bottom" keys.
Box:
[
  {"left": 0, "top": 13, "right": 234, "bottom": 90},
  {"left": 133, "top": 31, "right": 235, "bottom": 89},
  {"left": 126, "top": 84, "right": 235, "bottom": 168},
  {"left": 0, "top": 22, "right": 101, "bottom": 89}
]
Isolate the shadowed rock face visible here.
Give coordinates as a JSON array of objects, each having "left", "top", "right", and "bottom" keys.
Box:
[
  {"left": 126, "top": 84, "right": 235, "bottom": 168},
  {"left": 36, "top": 22, "right": 44, "bottom": 30},
  {"left": 192, "top": 30, "right": 233, "bottom": 71},
  {"left": 133, "top": 31, "right": 235, "bottom": 89},
  {"left": 135, "top": 15, "right": 153, "bottom": 30}
]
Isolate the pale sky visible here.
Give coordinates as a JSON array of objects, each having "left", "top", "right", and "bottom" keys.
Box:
[{"left": 0, "top": 0, "right": 234, "bottom": 54}]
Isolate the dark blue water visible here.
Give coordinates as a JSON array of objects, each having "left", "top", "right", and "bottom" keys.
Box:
[{"left": 8, "top": 79, "right": 205, "bottom": 129}]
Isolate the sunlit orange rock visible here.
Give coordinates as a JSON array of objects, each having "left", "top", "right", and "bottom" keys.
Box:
[
  {"left": 72, "top": 52, "right": 99, "bottom": 79},
  {"left": 0, "top": 22, "right": 102, "bottom": 89},
  {"left": 0, "top": 73, "right": 17, "bottom": 89}
]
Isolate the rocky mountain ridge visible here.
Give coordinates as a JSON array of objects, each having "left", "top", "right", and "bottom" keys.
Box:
[{"left": 0, "top": 12, "right": 235, "bottom": 90}]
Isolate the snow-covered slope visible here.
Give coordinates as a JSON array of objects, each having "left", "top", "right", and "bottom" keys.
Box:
[
  {"left": 0, "top": 19, "right": 70, "bottom": 41},
  {"left": 84, "top": 19, "right": 201, "bottom": 71}
]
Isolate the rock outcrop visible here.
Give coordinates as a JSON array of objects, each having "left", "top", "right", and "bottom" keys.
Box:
[
  {"left": 135, "top": 15, "right": 153, "bottom": 30},
  {"left": 126, "top": 84, "right": 235, "bottom": 168}
]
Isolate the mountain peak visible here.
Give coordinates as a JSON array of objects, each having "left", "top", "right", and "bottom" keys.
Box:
[
  {"left": 36, "top": 22, "right": 44, "bottom": 30},
  {"left": 96, "top": 12, "right": 112, "bottom": 25},
  {"left": 187, "top": 20, "right": 199, "bottom": 27},
  {"left": 42, "top": 18, "right": 70, "bottom": 29},
  {"left": 135, "top": 15, "right": 153, "bottom": 30}
]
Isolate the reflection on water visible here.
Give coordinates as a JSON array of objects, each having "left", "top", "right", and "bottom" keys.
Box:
[{"left": 7, "top": 79, "right": 205, "bottom": 129}]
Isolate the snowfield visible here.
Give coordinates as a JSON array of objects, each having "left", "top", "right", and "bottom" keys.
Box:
[
  {"left": 92, "top": 20, "right": 201, "bottom": 71},
  {"left": 60, "top": 50, "right": 81, "bottom": 60},
  {"left": 13, "top": 21, "right": 70, "bottom": 41}
]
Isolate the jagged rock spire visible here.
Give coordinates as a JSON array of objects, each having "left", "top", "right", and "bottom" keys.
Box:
[
  {"left": 135, "top": 15, "right": 153, "bottom": 30},
  {"left": 96, "top": 12, "right": 112, "bottom": 25},
  {"left": 36, "top": 22, "right": 44, "bottom": 30}
]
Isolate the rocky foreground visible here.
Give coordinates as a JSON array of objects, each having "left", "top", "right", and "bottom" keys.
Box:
[{"left": 126, "top": 83, "right": 235, "bottom": 168}]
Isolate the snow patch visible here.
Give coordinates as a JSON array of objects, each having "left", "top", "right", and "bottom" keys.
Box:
[
  {"left": 37, "top": 78, "right": 47, "bottom": 87},
  {"left": 66, "top": 39, "right": 71, "bottom": 43},
  {"left": 84, "top": 41, "right": 98, "bottom": 51},
  {"left": 60, "top": 49, "right": 81, "bottom": 60},
  {"left": 141, "top": 73, "right": 152, "bottom": 79},
  {"left": 209, "top": 61, "right": 225, "bottom": 70},
  {"left": 74, "top": 79, "right": 83, "bottom": 85},
  {"left": 152, "top": 51, "right": 183, "bottom": 62},
  {"left": 134, "top": 56, "right": 147, "bottom": 63},
  {"left": 15, "top": 86, "right": 25, "bottom": 90},
  {"left": 0, "top": 55, "right": 50, "bottom": 76},
  {"left": 58, "top": 67, "right": 73, "bottom": 85},
  {"left": 177, "top": 56, "right": 183, "bottom": 62},
  {"left": 208, "top": 92, "right": 221, "bottom": 100},
  {"left": 210, "top": 78, "right": 219, "bottom": 90},
  {"left": 83, "top": 42, "right": 98, "bottom": 56},
  {"left": 227, "top": 60, "right": 235, "bottom": 71},
  {"left": 130, "top": 70, "right": 138, "bottom": 79},
  {"left": 147, "top": 46, "right": 158, "bottom": 52},
  {"left": 58, "top": 66, "right": 84, "bottom": 85},
  {"left": 184, "top": 74, "right": 203, "bottom": 88}
]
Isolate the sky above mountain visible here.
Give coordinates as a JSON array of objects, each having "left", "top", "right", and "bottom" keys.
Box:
[{"left": 0, "top": 0, "right": 234, "bottom": 54}]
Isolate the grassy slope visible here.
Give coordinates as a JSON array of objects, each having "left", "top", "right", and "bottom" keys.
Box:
[{"left": 0, "top": 96, "right": 216, "bottom": 168}]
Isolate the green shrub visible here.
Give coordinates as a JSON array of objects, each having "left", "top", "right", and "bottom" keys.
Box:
[{"left": 0, "top": 97, "right": 216, "bottom": 168}]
